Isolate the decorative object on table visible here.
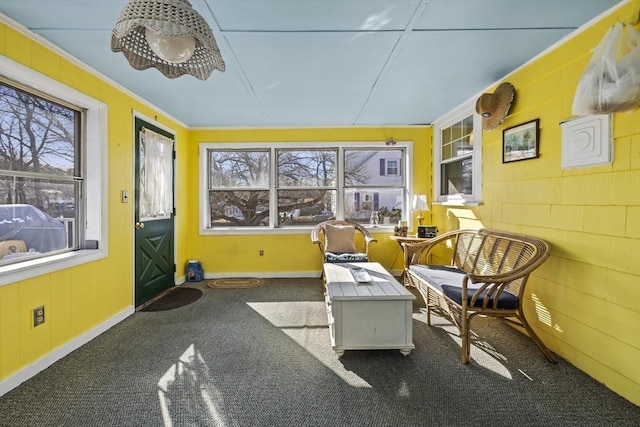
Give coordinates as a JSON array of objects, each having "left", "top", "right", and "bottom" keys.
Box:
[
  {"left": 572, "top": 22, "right": 640, "bottom": 115},
  {"left": 502, "top": 119, "right": 540, "bottom": 163},
  {"left": 417, "top": 225, "right": 438, "bottom": 238},
  {"left": 560, "top": 114, "right": 612, "bottom": 169},
  {"left": 111, "top": 0, "right": 225, "bottom": 80},
  {"left": 378, "top": 206, "right": 391, "bottom": 224},
  {"left": 369, "top": 211, "right": 379, "bottom": 226},
  {"left": 412, "top": 194, "right": 428, "bottom": 225},
  {"left": 394, "top": 220, "right": 408, "bottom": 237},
  {"left": 475, "top": 82, "right": 515, "bottom": 130},
  {"left": 389, "top": 208, "right": 402, "bottom": 224}
]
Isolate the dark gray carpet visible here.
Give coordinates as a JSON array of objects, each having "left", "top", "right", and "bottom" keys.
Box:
[{"left": 0, "top": 278, "right": 638, "bottom": 427}]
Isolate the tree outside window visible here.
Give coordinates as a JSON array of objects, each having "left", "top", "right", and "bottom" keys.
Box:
[
  {"left": 0, "top": 81, "right": 82, "bottom": 263},
  {"left": 203, "top": 145, "right": 409, "bottom": 229}
]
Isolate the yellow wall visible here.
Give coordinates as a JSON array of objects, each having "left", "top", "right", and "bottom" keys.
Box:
[
  {"left": 431, "top": 3, "right": 640, "bottom": 405},
  {"left": 1, "top": 0, "right": 638, "bottom": 408},
  {"left": 187, "top": 127, "right": 430, "bottom": 276},
  {"left": 0, "top": 21, "right": 429, "bottom": 388},
  {"left": 0, "top": 23, "right": 191, "bottom": 383}
]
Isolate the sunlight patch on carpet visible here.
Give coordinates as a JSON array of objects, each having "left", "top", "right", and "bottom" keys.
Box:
[{"left": 247, "top": 301, "right": 372, "bottom": 389}]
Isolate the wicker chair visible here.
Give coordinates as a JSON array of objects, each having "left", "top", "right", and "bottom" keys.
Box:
[
  {"left": 311, "top": 220, "right": 377, "bottom": 265},
  {"left": 404, "top": 228, "right": 555, "bottom": 364}
]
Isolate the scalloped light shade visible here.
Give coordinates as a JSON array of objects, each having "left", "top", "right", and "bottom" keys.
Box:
[{"left": 110, "top": 0, "right": 225, "bottom": 80}]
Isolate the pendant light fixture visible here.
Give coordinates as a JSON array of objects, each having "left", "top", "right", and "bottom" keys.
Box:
[{"left": 110, "top": 0, "right": 225, "bottom": 80}]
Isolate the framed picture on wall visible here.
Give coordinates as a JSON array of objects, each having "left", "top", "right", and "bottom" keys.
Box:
[{"left": 502, "top": 119, "right": 539, "bottom": 163}]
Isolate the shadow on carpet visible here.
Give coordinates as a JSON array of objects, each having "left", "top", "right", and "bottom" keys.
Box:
[{"left": 139, "top": 287, "right": 202, "bottom": 312}]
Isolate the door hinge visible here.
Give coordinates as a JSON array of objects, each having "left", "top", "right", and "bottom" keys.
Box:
[{"left": 173, "top": 264, "right": 177, "bottom": 272}]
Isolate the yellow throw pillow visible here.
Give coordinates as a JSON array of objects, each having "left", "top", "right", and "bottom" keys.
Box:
[{"left": 325, "top": 224, "right": 356, "bottom": 253}]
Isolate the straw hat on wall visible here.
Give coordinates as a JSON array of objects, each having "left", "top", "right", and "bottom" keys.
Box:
[{"left": 475, "top": 82, "right": 515, "bottom": 130}]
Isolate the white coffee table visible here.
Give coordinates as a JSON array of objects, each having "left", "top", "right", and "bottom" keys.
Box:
[{"left": 323, "top": 262, "right": 415, "bottom": 357}]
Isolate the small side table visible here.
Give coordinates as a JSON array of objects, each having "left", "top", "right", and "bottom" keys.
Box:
[
  {"left": 389, "top": 235, "right": 432, "bottom": 245},
  {"left": 389, "top": 235, "right": 432, "bottom": 285}
]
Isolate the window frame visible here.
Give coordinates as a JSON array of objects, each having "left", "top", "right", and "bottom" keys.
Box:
[
  {"left": 199, "top": 141, "right": 413, "bottom": 234},
  {"left": 433, "top": 98, "right": 482, "bottom": 205},
  {"left": 0, "top": 56, "right": 107, "bottom": 284}
]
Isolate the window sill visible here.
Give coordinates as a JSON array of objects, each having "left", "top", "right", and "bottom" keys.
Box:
[
  {"left": 0, "top": 248, "right": 106, "bottom": 287},
  {"left": 200, "top": 224, "right": 399, "bottom": 236},
  {"left": 432, "top": 200, "right": 481, "bottom": 207}
]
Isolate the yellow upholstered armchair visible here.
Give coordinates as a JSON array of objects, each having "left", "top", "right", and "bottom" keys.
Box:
[{"left": 311, "top": 220, "right": 377, "bottom": 264}]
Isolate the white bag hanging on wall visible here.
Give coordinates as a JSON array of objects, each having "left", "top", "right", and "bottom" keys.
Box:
[{"left": 572, "top": 22, "right": 640, "bottom": 115}]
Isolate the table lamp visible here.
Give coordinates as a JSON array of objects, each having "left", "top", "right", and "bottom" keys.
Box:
[{"left": 412, "top": 194, "right": 428, "bottom": 225}]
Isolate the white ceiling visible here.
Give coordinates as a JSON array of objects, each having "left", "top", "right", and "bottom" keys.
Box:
[{"left": 0, "top": 0, "right": 622, "bottom": 128}]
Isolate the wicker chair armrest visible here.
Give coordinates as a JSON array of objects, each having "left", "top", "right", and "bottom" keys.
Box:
[
  {"left": 310, "top": 224, "right": 325, "bottom": 255},
  {"left": 402, "top": 229, "right": 464, "bottom": 268}
]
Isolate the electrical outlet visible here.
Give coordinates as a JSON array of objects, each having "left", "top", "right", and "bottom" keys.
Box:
[
  {"left": 33, "top": 305, "right": 45, "bottom": 327},
  {"left": 259, "top": 249, "right": 264, "bottom": 256}
]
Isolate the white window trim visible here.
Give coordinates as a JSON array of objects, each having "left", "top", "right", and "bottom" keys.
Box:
[
  {"left": 198, "top": 141, "right": 413, "bottom": 235},
  {"left": 432, "top": 98, "right": 482, "bottom": 206},
  {"left": 0, "top": 56, "right": 108, "bottom": 285}
]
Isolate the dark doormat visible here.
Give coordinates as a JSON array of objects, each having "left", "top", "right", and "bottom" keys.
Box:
[{"left": 139, "top": 287, "right": 203, "bottom": 312}]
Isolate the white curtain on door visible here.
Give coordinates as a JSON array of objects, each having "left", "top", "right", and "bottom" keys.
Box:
[{"left": 140, "top": 128, "right": 173, "bottom": 220}]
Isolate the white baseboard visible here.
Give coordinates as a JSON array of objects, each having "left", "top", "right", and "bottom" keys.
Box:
[
  {"left": 204, "top": 271, "right": 322, "bottom": 279},
  {"left": 202, "top": 269, "right": 403, "bottom": 279},
  {"left": 0, "top": 306, "right": 134, "bottom": 397}
]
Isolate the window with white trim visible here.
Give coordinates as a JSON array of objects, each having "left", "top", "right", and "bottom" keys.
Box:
[
  {"left": 0, "top": 56, "right": 106, "bottom": 278},
  {"left": 0, "top": 80, "right": 82, "bottom": 265},
  {"left": 433, "top": 99, "right": 482, "bottom": 203},
  {"left": 200, "top": 143, "right": 412, "bottom": 231}
]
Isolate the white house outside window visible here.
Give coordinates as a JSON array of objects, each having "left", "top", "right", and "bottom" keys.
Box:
[{"left": 344, "top": 149, "right": 404, "bottom": 224}]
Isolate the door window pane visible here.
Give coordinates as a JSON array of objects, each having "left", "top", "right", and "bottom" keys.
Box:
[{"left": 139, "top": 128, "right": 173, "bottom": 220}]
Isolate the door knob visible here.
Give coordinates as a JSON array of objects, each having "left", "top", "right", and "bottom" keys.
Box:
[{"left": 135, "top": 222, "right": 145, "bottom": 229}]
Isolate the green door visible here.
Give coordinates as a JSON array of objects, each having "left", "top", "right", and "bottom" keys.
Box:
[{"left": 134, "top": 117, "right": 175, "bottom": 307}]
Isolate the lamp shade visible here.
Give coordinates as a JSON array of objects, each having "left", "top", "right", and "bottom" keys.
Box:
[
  {"left": 110, "top": 0, "right": 225, "bottom": 80},
  {"left": 412, "top": 194, "right": 428, "bottom": 211}
]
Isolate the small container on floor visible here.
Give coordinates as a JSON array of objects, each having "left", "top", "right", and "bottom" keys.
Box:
[{"left": 186, "top": 260, "right": 203, "bottom": 282}]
